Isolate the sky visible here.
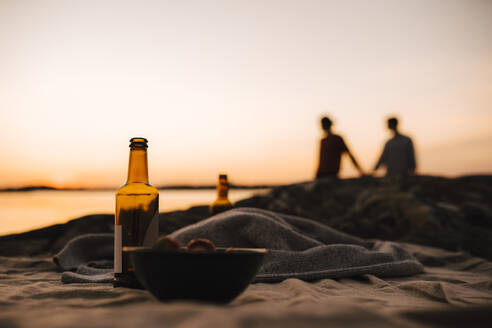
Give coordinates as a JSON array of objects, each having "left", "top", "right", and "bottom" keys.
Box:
[{"left": 0, "top": 0, "right": 491, "bottom": 188}]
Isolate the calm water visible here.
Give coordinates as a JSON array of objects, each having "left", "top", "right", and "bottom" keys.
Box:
[{"left": 0, "top": 189, "right": 269, "bottom": 236}]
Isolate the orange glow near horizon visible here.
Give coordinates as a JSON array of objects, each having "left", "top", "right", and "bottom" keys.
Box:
[{"left": 0, "top": 0, "right": 491, "bottom": 189}]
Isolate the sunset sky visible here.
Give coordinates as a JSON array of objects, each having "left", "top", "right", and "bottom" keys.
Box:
[{"left": 0, "top": 0, "right": 491, "bottom": 188}]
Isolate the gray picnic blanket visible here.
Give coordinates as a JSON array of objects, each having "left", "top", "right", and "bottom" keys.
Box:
[{"left": 53, "top": 207, "right": 424, "bottom": 284}]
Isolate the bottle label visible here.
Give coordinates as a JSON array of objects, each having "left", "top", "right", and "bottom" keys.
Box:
[{"left": 114, "top": 225, "right": 122, "bottom": 273}]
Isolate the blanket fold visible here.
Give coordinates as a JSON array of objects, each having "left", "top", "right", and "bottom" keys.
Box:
[
  {"left": 53, "top": 207, "right": 423, "bottom": 284},
  {"left": 53, "top": 233, "right": 113, "bottom": 283}
]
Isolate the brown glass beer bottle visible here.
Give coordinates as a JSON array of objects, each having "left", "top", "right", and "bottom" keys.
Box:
[
  {"left": 210, "top": 174, "right": 233, "bottom": 215},
  {"left": 114, "top": 137, "right": 159, "bottom": 288}
]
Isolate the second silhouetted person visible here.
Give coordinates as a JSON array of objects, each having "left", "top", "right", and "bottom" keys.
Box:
[{"left": 374, "top": 117, "right": 416, "bottom": 176}]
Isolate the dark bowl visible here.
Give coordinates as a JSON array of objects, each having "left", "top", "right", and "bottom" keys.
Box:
[{"left": 128, "top": 247, "right": 267, "bottom": 303}]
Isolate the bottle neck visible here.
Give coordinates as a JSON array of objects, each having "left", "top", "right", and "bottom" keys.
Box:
[
  {"left": 127, "top": 149, "right": 149, "bottom": 184},
  {"left": 217, "top": 179, "right": 229, "bottom": 199}
]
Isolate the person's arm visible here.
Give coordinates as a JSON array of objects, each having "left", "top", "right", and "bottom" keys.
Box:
[
  {"left": 407, "top": 139, "right": 416, "bottom": 174},
  {"left": 315, "top": 140, "right": 324, "bottom": 178},
  {"left": 374, "top": 143, "right": 388, "bottom": 172},
  {"left": 347, "top": 150, "right": 364, "bottom": 175},
  {"left": 341, "top": 138, "right": 364, "bottom": 175}
]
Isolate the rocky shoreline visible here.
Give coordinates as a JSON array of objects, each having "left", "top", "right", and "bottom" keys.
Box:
[{"left": 1, "top": 175, "right": 491, "bottom": 260}]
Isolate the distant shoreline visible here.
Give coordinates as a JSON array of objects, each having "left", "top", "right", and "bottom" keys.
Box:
[
  {"left": 0, "top": 185, "right": 276, "bottom": 192},
  {"left": 2, "top": 174, "right": 491, "bottom": 192}
]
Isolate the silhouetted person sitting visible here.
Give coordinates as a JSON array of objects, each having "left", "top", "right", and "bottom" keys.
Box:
[
  {"left": 316, "top": 116, "right": 363, "bottom": 178},
  {"left": 374, "top": 117, "right": 416, "bottom": 176}
]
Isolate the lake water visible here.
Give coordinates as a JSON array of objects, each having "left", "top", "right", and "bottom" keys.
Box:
[{"left": 0, "top": 189, "right": 269, "bottom": 236}]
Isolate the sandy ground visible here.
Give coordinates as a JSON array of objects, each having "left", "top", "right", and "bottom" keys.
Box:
[{"left": 1, "top": 242, "right": 491, "bottom": 327}]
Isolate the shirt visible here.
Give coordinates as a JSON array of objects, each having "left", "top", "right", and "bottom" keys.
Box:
[
  {"left": 316, "top": 134, "right": 348, "bottom": 177},
  {"left": 376, "top": 134, "right": 416, "bottom": 176}
]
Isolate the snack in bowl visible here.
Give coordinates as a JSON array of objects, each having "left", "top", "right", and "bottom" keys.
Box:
[
  {"left": 128, "top": 239, "right": 267, "bottom": 303},
  {"left": 186, "top": 238, "right": 216, "bottom": 252},
  {"left": 152, "top": 235, "right": 181, "bottom": 251}
]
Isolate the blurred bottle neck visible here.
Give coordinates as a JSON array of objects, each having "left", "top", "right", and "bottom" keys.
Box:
[
  {"left": 127, "top": 149, "right": 149, "bottom": 184},
  {"left": 217, "top": 177, "right": 229, "bottom": 199}
]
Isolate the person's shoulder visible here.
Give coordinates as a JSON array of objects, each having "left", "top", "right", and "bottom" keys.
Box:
[
  {"left": 385, "top": 136, "right": 395, "bottom": 145},
  {"left": 333, "top": 134, "right": 347, "bottom": 145},
  {"left": 330, "top": 134, "right": 344, "bottom": 141},
  {"left": 399, "top": 134, "right": 413, "bottom": 143}
]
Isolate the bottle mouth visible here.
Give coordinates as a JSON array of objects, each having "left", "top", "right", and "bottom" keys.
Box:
[{"left": 130, "top": 137, "right": 148, "bottom": 149}]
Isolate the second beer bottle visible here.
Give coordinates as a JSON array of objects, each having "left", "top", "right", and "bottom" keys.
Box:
[
  {"left": 114, "top": 137, "right": 159, "bottom": 288},
  {"left": 210, "top": 173, "right": 233, "bottom": 215}
]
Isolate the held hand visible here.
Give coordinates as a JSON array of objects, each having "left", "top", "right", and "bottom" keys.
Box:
[
  {"left": 358, "top": 168, "right": 368, "bottom": 178},
  {"left": 360, "top": 170, "right": 375, "bottom": 178}
]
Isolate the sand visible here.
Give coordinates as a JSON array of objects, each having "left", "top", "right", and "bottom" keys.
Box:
[{"left": 1, "top": 241, "right": 491, "bottom": 327}]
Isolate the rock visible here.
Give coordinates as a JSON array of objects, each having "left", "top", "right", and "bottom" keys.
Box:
[
  {"left": 236, "top": 175, "right": 492, "bottom": 260},
  {"left": 0, "top": 214, "right": 114, "bottom": 257}
]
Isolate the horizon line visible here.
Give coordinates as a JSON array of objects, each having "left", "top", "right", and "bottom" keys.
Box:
[
  {"left": 1, "top": 173, "right": 492, "bottom": 192},
  {"left": 0, "top": 184, "right": 279, "bottom": 193}
]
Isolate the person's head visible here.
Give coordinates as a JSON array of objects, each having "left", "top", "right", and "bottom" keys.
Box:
[
  {"left": 387, "top": 117, "right": 398, "bottom": 132},
  {"left": 321, "top": 116, "right": 332, "bottom": 132}
]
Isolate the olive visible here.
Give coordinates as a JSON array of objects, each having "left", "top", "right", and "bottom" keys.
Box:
[
  {"left": 186, "top": 238, "right": 216, "bottom": 252},
  {"left": 153, "top": 235, "right": 181, "bottom": 251}
]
